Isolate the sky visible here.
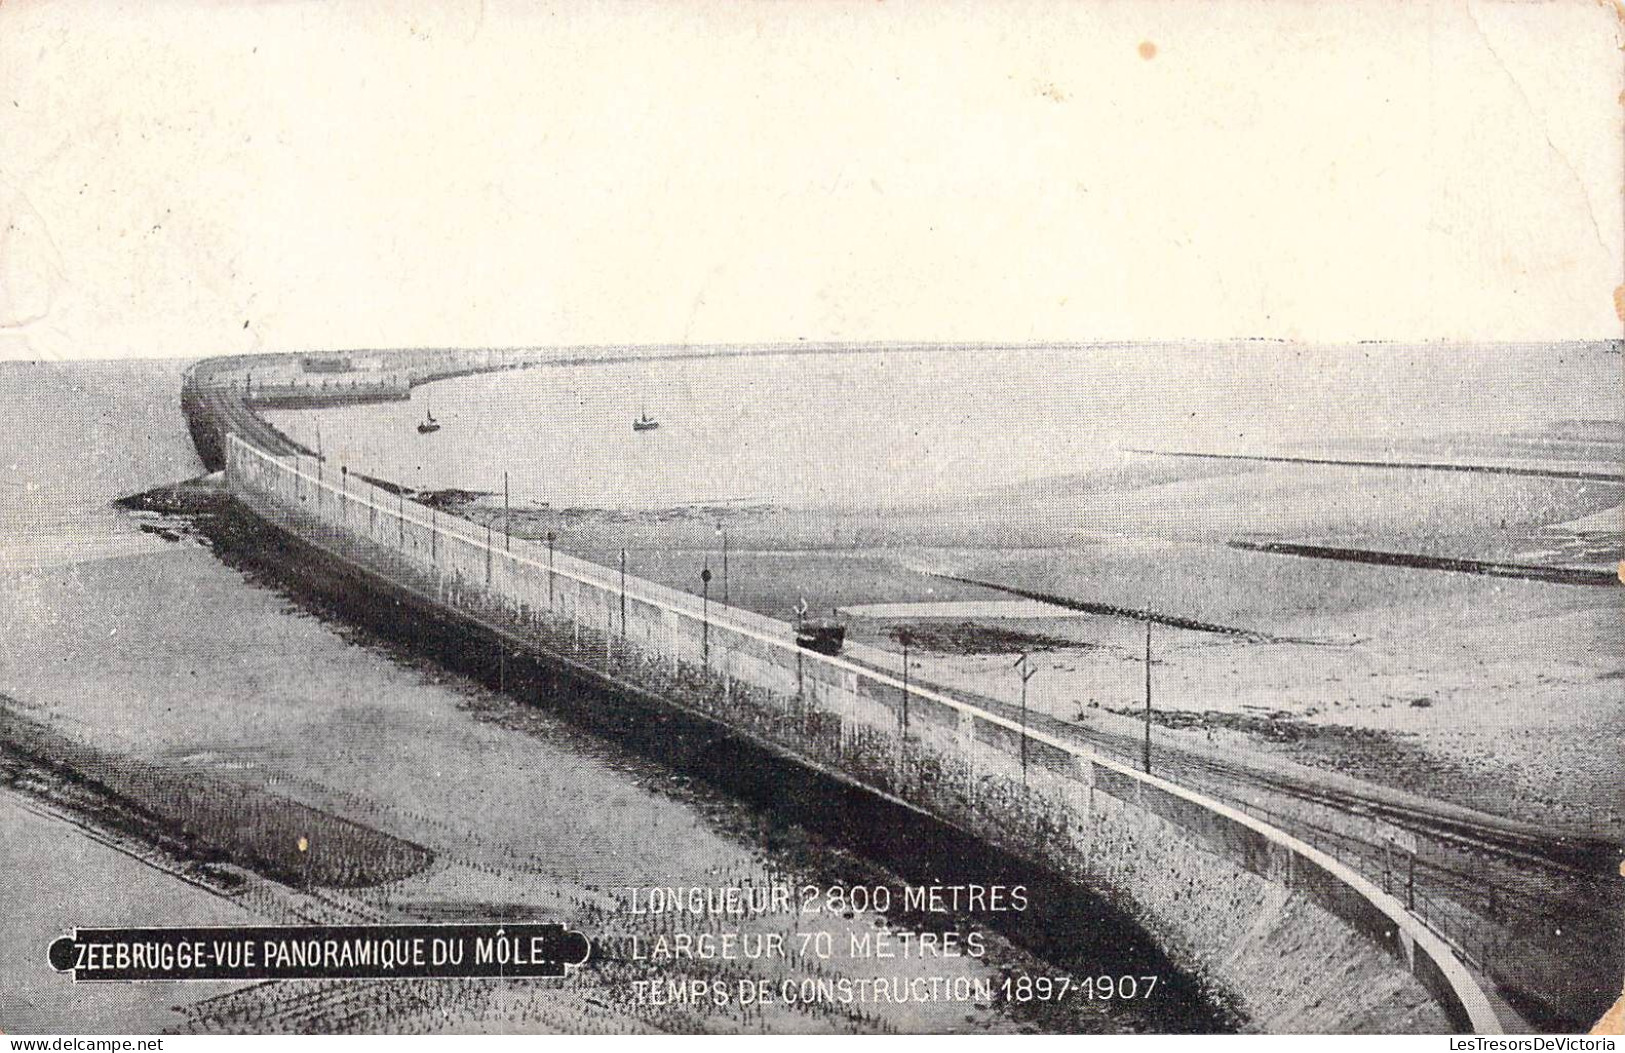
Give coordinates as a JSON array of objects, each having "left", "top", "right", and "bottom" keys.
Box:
[{"left": 0, "top": 0, "right": 1621, "bottom": 362}]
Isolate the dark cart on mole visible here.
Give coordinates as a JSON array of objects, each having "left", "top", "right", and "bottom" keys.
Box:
[{"left": 794, "top": 605, "right": 846, "bottom": 656}]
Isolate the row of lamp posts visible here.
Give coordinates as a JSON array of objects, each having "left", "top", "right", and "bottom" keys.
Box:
[
  {"left": 294, "top": 410, "right": 1387, "bottom": 940},
  {"left": 504, "top": 497, "right": 1161, "bottom": 783},
  {"left": 518, "top": 498, "right": 1163, "bottom": 804}
]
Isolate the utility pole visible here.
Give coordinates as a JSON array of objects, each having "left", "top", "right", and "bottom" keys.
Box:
[
  {"left": 619, "top": 547, "right": 628, "bottom": 636},
  {"left": 503, "top": 471, "right": 511, "bottom": 552},
  {"left": 716, "top": 522, "right": 729, "bottom": 606},
  {"left": 1016, "top": 653, "right": 1038, "bottom": 781},
  {"left": 315, "top": 421, "right": 323, "bottom": 510},
  {"left": 898, "top": 629, "right": 911, "bottom": 731},
  {"left": 546, "top": 530, "right": 557, "bottom": 609},
  {"left": 701, "top": 565, "right": 712, "bottom": 668},
  {"left": 1143, "top": 605, "right": 1153, "bottom": 776}
]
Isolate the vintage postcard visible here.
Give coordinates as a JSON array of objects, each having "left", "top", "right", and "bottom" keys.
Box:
[{"left": 0, "top": 0, "right": 1621, "bottom": 1041}]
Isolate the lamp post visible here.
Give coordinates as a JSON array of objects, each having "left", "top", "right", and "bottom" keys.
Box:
[
  {"left": 315, "top": 421, "right": 323, "bottom": 511},
  {"left": 1015, "top": 652, "right": 1039, "bottom": 781},
  {"left": 894, "top": 628, "right": 913, "bottom": 731},
  {"left": 716, "top": 521, "right": 729, "bottom": 606},
  {"left": 701, "top": 565, "right": 712, "bottom": 667},
  {"left": 546, "top": 530, "right": 557, "bottom": 609},
  {"left": 1143, "top": 607, "right": 1154, "bottom": 776}
]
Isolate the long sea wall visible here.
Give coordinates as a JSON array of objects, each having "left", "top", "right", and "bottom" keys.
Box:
[{"left": 186, "top": 350, "right": 1502, "bottom": 1034}]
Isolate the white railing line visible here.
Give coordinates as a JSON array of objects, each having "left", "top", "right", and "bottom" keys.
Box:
[
  {"left": 227, "top": 437, "right": 1445, "bottom": 804},
  {"left": 234, "top": 437, "right": 1047, "bottom": 723},
  {"left": 224, "top": 430, "right": 1502, "bottom": 1034}
]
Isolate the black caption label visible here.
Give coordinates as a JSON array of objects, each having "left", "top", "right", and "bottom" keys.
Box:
[{"left": 48, "top": 923, "right": 591, "bottom": 982}]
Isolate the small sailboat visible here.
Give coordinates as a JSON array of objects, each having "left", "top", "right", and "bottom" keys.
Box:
[
  {"left": 417, "top": 395, "right": 441, "bottom": 434},
  {"left": 632, "top": 407, "right": 660, "bottom": 432}
]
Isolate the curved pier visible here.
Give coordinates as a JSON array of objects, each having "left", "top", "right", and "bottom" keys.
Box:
[{"left": 181, "top": 349, "right": 1503, "bottom": 1034}]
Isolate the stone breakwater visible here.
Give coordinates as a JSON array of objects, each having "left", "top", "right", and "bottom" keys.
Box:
[{"left": 183, "top": 348, "right": 1503, "bottom": 1034}]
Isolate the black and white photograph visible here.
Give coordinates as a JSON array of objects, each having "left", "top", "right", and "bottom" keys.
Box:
[{"left": 0, "top": 0, "right": 1620, "bottom": 1040}]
